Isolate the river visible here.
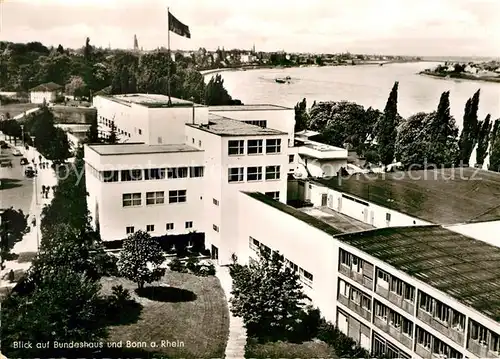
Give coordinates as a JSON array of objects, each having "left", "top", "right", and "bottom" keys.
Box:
[{"left": 205, "top": 62, "right": 500, "bottom": 128}]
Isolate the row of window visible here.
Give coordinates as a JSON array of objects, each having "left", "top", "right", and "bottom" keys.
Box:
[
  {"left": 418, "top": 291, "right": 465, "bottom": 331},
  {"left": 228, "top": 166, "right": 281, "bottom": 182},
  {"left": 98, "top": 116, "right": 141, "bottom": 137},
  {"left": 125, "top": 221, "right": 193, "bottom": 235},
  {"left": 123, "top": 190, "right": 187, "bottom": 207},
  {"left": 249, "top": 237, "right": 313, "bottom": 287},
  {"left": 243, "top": 120, "right": 267, "bottom": 128},
  {"left": 102, "top": 167, "right": 204, "bottom": 182},
  {"left": 228, "top": 139, "right": 281, "bottom": 155},
  {"left": 416, "top": 326, "right": 464, "bottom": 358}
]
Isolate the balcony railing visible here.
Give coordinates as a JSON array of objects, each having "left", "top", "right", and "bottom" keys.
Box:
[
  {"left": 415, "top": 343, "right": 432, "bottom": 359},
  {"left": 347, "top": 301, "right": 372, "bottom": 322},
  {"left": 339, "top": 265, "right": 372, "bottom": 289},
  {"left": 376, "top": 284, "right": 389, "bottom": 299},
  {"left": 401, "top": 299, "right": 414, "bottom": 315},
  {"left": 374, "top": 316, "right": 389, "bottom": 332},
  {"left": 338, "top": 294, "right": 349, "bottom": 307},
  {"left": 416, "top": 309, "right": 464, "bottom": 345},
  {"left": 468, "top": 339, "right": 500, "bottom": 358}
]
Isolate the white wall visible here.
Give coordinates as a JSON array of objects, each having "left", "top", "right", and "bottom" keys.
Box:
[
  {"left": 306, "top": 182, "right": 430, "bottom": 228},
  {"left": 300, "top": 157, "right": 347, "bottom": 177},
  {"left": 30, "top": 91, "right": 56, "bottom": 104},
  {"left": 237, "top": 191, "right": 338, "bottom": 323},
  {"left": 84, "top": 145, "right": 205, "bottom": 241},
  {"left": 446, "top": 220, "right": 500, "bottom": 247}
]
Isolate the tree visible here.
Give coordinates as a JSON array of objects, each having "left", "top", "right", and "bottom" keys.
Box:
[
  {"left": 429, "top": 91, "right": 458, "bottom": 143},
  {"left": 476, "top": 114, "right": 492, "bottom": 167},
  {"left": 205, "top": 74, "right": 240, "bottom": 106},
  {"left": 489, "top": 119, "right": 500, "bottom": 172},
  {"left": 0, "top": 208, "right": 28, "bottom": 269},
  {"left": 117, "top": 230, "right": 165, "bottom": 289},
  {"left": 377, "top": 81, "right": 400, "bottom": 166},
  {"left": 229, "top": 249, "right": 306, "bottom": 342},
  {"left": 107, "top": 121, "right": 119, "bottom": 144},
  {"left": 294, "top": 98, "right": 309, "bottom": 132},
  {"left": 458, "top": 89, "right": 480, "bottom": 165},
  {"left": 1, "top": 268, "right": 106, "bottom": 358},
  {"left": 56, "top": 44, "right": 65, "bottom": 54},
  {"left": 65, "top": 75, "right": 87, "bottom": 97},
  {"left": 86, "top": 112, "right": 100, "bottom": 143},
  {"left": 84, "top": 37, "right": 92, "bottom": 61}
]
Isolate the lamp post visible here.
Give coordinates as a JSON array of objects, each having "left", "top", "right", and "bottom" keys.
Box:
[
  {"left": 20, "top": 124, "right": 24, "bottom": 147},
  {"left": 190, "top": 97, "right": 195, "bottom": 124}
]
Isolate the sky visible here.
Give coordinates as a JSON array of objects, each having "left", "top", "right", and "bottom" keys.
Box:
[{"left": 0, "top": 0, "right": 499, "bottom": 57}]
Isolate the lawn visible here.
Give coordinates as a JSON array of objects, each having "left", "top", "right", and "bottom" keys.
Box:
[
  {"left": 245, "top": 338, "right": 337, "bottom": 359},
  {"left": 0, "top": 103, "right": 38, "bottom": 118},
  {"left": 100, "top": 271, "right": 229, "bottom": 359}
]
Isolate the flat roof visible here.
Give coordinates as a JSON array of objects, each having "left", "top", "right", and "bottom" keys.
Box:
[
  {"left": 187, "top": 114, "right": 287, "bottom": 137},
  {"left": 208, "top": 104, "right": 292, "bottom": 111},
  {"left": 245, "top": 192, "right": 345, "bottom": 236},
  {"left": 313, "top": 168, "right": 500, "bottom": 225},
  {"left": 337, "top": 226, "right": 500, "bottom": 322},
  {"left": 86, "top": 143, "right": 202, "bottom": 156},
  {"left": 299, "top": 207, "right": 375, "bottom": 233},
  {"left": 302, "top": 141, "right": 346, "bottom": 152},
  {"left": 102, "top": 94, "right": 200, "bottom": 108}
]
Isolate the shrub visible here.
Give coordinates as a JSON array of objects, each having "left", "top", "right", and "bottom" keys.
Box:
[
  {"left": 186, "top": 257, "right": 201, "bottom": 274},
  {"left": 197, "top": 262, "right": 216, "bottom": 277},
  {"left": 317, "top": 320, "right": 370, "bottom": 358},
  {"left": 110, "top": 285, "right": 131, "bottom": 309},
  {"left": 168, "top": 258, "right": 187, "bottom": 273}
]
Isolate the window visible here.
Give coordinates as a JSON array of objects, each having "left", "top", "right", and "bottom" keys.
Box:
[
  {"left": 228, "top": 167, "right": 244, "bottom": 182},
  {"left": 265, "top": 191, "right": 280, "bottom": 201},
  {"left": 361, "top": 295, "right": 371, "bottom": 310},
  {"left": 189, "top": 166, "right": 204, "bottom": 178},
  {"left": 248, "top": 139, "right": 263, "bottom": 154},
  {"left": 249, "top": 236, "right": 259, "bottom": 251},
  {"left": 451, "top": 311, "right": 465, "bottom": 332},
  {"left": 402, "top": 318, "right": 413, "bottom": 337},
  {"left": 167, "top": 167, "right": 188, "bottom": 179},
  {"left": 404, "top": 285, "right": 415, "bottom": 302},
  {"left": 146, "top": 224, "right": 155, "bottom": 232},
  {"left": 286, "top": 260, "right": 298, "bottom": 273},
  {"left": 386, "top": 212, "right": 391, "bottom": 221},
  {"left": 158, "top": 136, "right": 162, "bottom": 144},
  {"left": 213, "top": 198, "right": 219, "bottom": 206},
  {"left": 192, "top": 138, "right": 195, "bottom": 144},
  {"left": 389, "top": 311, "right": 402, "bottom": 328},
  {"left": 138, "top": 129, "right": 142, "bottom": 135},
  {"left": 145, "top": 168, "right": 166, "bottom": 180},
  {"left": 375, "top": 301, "right": 388, "bottom": 320},
  {"left": 377, "top": 269, "right": 390, "bottom": 288},
  {"left": 198, "top": 140, "right": 202, "bottom": 147},
  {"left": 247, "top": 166, "right": 262, "bottom": 181},
  {"left": 417, "top": 327, "right": 432, "bottom": 348},
  {"left": 121, "top": 169, "right": 143, "bottom": 181},
  {"left": 266, "top": 138, "right": 281, "bottom": 153},
  {"left": 244, "top": 120, "right": 267, "bottom": 127},
  {"left": 123, "top": 193, "right": 141, "bottom": 207},
  {"left": 166, "top": 223, "right": 174, "bottom": 230},
  {"left": 126, "top": 226, "right": 134, "bottom": 234},
  {"left": 301, "top": 270, "right": 313, "bottom": 286},
  {"left": 185, "top": 221, "right": 193, "bottom": 229},
  {"left": 265, "top": 165, "right": 280, "bottom": 180},
  {"left": 390, "top": 277, "right": 403, "bottom": 296},
  {"left": 289, "top": 154, "right": 294, "bottom": 163},
  {"left": 213, "top": 224, "right": 219, "bottom": 232},
  {"left": 169, "top": 190, "right": 187, "bottom": 203},
  {"left": 419, "top": 292, "right": 434, "bottom": 314},
  {"left": 339, "top": 279, "right": 350, "bottom": 297},
  {"left": 146, "top": 191, "right": 164, "bottom": 205},
  {"left": 102, "top": 170, "right": 119, "bottom": 182},
  {"left": 340, "top": 249, "right": 351, "bottom": 267},
  {"left": 228, "top": 140, "right": 244, "bottom": 155},
  {"left": 434, "top": 301, "right": 450, "bottom": 323},
  {"left": 350, "top": 288, "right": 361, "bottom": 304}
]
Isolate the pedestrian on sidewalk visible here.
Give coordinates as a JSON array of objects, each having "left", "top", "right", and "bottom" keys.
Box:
[
  {"left": 41, "top": 185, "right": 46, "bottom": 197},
  {"left": 38, "top": 154, "right": 42, "bottom": 163}
]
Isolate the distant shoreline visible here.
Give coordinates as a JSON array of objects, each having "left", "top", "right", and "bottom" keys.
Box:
[{"left": 419, "top": 71, "right": 500, "bottom": 84}]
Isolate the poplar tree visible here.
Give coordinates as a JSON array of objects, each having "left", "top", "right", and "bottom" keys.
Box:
[
  {"left": 377, "top": 82, "right": 399, "bottom": 166},
  {"left": 475, "top": 114, "right": 492, "bottom": 167},
  {"left": 489, "top": 119, "right": 500, "bottom": 172},
  {"left": 458, "top": 89, "right": 480, "bottom": 165}
]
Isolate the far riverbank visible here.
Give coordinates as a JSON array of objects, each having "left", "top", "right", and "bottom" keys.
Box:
[{"left": 419, "top": 71, "right": 500, "bottom": 84}]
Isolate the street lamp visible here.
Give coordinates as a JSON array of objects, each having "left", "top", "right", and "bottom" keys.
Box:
[{"left": 20, "top": 124, "right": 24, "bottom": 147}]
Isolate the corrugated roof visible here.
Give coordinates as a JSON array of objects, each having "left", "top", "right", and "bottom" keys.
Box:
[
  {"left": 337, "top": 226, "right": 500, "bottom": 322},
  {"left": 313, "top": 168, "right": 500, "bottom": 224}
]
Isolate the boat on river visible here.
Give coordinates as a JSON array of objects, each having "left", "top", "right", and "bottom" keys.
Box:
[{"left": 275, "top": 76, "right": 291, "bottom": 84}]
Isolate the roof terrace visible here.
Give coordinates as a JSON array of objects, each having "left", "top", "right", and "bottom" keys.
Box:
[{"left": 187, "top": 114, "right": 287, "bottom": 137}]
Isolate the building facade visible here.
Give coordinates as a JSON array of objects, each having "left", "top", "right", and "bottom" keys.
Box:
[{"left": 29, "top": 82, "right": 63, "bottom": 104}]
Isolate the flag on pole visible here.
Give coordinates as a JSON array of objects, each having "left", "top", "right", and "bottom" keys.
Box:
[{"left": 168, "top": 11, "right": 191, "bottom": 39}]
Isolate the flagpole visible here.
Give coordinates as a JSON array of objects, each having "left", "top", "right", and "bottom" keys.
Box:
[{"left": 167, "top": 7, "right": 172, "bottom": 106}]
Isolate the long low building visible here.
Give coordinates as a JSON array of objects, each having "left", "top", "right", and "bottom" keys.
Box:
[{"left": 236, "top": 191, "right": 500, "bottom": 359}]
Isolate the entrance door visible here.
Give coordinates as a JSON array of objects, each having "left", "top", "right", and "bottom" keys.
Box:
[
  {"left": 321, "top": 193, "right": 328, "bottom": 206},
  {"left": 211, "top": 245, "right": 219, "bottom": 260}
]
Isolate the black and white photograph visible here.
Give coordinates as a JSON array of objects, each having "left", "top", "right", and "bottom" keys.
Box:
[{"left": 0, "top": 0, "right": 499, "bottom": 358}]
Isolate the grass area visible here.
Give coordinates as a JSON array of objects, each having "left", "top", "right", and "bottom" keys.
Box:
[
  {"left": 16, "top": 251, "right": 37, "bottom": 263},
  {"left": 0, "top": 103, "right": 38, "bottom": 118},
  {"left": 245, "top": 339, "right": 337, "bottom": 359},
  {"left": 100, "top": 271, "right": 229, "bottom": 358}
]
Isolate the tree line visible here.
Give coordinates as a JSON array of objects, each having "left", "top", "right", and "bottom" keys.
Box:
[
  {"left": 0, "top": 40, "right": 240, "bottom": 105},
  {"left": 295, "top": 84, "right": 500, "bottom": 171}
]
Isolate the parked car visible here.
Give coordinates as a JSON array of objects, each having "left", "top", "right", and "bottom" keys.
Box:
[
  {"left": 12, "top": 149, "right": 22, "bottom": 156},
  {"left": 20, "top": 157, "right": 29, "bottom": 165},
  {"left": 25, "top": 166, "right": 36, "bottom": 177},
  {"left": 0, "top": 142, "right": 9, "bottom": 149}
]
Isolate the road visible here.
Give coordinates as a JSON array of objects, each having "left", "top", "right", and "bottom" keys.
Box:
[{"left": 0, "top": 146, "right": 33, "bottom": 213}]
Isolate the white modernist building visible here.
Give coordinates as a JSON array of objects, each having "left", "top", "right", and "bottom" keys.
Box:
[
  {"left": 84, "top": 93, "right": 500, "bottom": 359},
  {"left": 29, "top": 82, "right": 63, "bottom": 104}
]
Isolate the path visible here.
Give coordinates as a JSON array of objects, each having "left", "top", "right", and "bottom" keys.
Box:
[{"left": 216, "top": 265, "right": 247, "bottom": 359}]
